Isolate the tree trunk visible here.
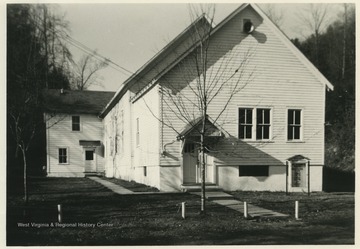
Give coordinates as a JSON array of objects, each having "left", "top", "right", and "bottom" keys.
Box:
[
  {"left": 200, "top": 112, "right": 206, "bottom": 214},
  {"left": 342, "top": 4, "right": 347, "bottom": 79},
  {"left": 20, "top": 145, "right": 28, "bottom": 203}
]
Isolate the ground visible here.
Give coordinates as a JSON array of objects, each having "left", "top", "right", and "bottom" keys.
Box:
[{"left": 7, "top": 177, "right": 354, "bottom": 246}]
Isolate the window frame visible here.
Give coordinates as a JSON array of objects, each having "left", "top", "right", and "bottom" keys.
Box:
[
  {"left": 256, "top": 108, "right": 271, "bottom": 141},
  {"left": 58, "top": 147, "right": 69, "bottom": 164},
  {"left": 238, "top": 107, "right": 272, "bottom": 141},
  {"left": 287, "top": 109, "right": 303, "bottom": 141},
  {"left": 238, "top": 107, "right": 253, "bottom": 140},
  {"left": 72, "top": 116, "right": 81, "bottom": 132}
]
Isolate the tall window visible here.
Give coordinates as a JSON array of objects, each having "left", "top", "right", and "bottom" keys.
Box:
[
  {"left": 239, "top": 108, "right": 253, "bottom": 139},
  {"left": 72, "top": 116, "right": 80, "bottom": 131},
  {"left": 256, "top": 109, "right": 271, "bottom": 140},
  {"left": 136, "top": 118, "right": 140, "bottom": 146},
  {"left": 288, "top": 109, "right": 302, "bottom": 140},
  {"left": 58, "top": 148, "right": 68, "bottom": 164},
  {"left": 239, "top": 108, "right": 271, "bottom": 140}
]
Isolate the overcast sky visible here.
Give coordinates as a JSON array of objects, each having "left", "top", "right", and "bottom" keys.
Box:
[{"left": 57, "top": 3, "right": 344, "bottom": 92}]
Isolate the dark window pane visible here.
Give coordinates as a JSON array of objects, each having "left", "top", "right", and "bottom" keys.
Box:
[
  {"left": 239, "top": 166, "right": 269, "bottom": 176},
  {"left": 245, "top": 125, "right": 252, "bottom": 139},
  {"left": 239, "top": 109, "right": 245, "bottom": 123},
  {"left": 85, "top": 150, "right": 94, "bottom": 160},
  {"left": 263, "top": 125, "right": 270, "bottom": 139},
  {"left": 288, "top": 110, "right": 293, "bottom": 124},
  {"left": 264, "top": 109, "right": 270, "bottom": 123},
  {"left": 294, "top": 126, "right": 300, "bottom": 139},
  {"left": 256, "top": 126, "right": 262, "bottom": 139},
  {"left": 246, "top": 109, "right": 252, "bottom": 123},
  {"left": 288, "top": 126, "right": 293, "bottom": 140},
  {"left": 295, "top": 110, "right": 301, "bottom": 124},
  {"left": 239, "top": 126, "right": 244, "bottom": 139},
  {"left": 257, "top": 109, "right": 262, "bottom": 124}
]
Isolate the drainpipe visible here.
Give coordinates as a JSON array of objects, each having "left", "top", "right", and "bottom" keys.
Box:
[
  {"left": 161, "top": 139, "right": 176, "bottom": 157},
  {"left": 308, "top": 160, "right": 311, "bottom": 196},
  {"left": 285, "top": 161, "right": 288, "bottom": 195}
]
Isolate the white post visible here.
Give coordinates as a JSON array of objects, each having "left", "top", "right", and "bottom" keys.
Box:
[
  {"left": 58, "top": 204, "right": 62, "bottom": 223},
  {"left": 244, "top": 202, "right": 248, "bottom": 218},
  {"left": 295, "top": 201, "right": 299, "bottom": 220},
  {"left": 181, "top": 202, "right": 186, "bottom": 219}
]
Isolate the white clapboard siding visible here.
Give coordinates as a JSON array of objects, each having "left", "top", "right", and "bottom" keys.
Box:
[
  {"left": 158, "top": 5, "right": 326, "bottom": 168},
  {"left": 46, "top": 113, "right": 105, "bottom": 177}
]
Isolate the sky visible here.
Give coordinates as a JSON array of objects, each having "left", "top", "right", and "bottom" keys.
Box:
[{"left": 57, "top": 3, "right": 344, "bottom": 92}]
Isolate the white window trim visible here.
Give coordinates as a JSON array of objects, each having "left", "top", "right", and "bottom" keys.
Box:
[
  {"left": 286, "top": 108, "right": 304, "bottom": 142},
  {"left": 238, "top": 106, "right": 273, "bottom": 141},
  {"left": 58, "top": 147, "right": 69, "bottom": 165}
]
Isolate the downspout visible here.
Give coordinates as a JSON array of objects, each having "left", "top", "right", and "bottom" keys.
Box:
[
  {"left": 285, "top": 160, "right": 288, "bottom": 195},
  {"left": 308, "top": 160, "right": 311, "bottom": 196}
]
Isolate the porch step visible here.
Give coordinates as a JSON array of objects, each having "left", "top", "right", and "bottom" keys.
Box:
[
  {"left": 192, "top": 191, "right": 234, "bottom": 200},
  {"left": 181, "top": 183, "right": 222, "bottom": 193},
  {"left": 85, "top": 172, "right": 105, "bottom": 177}
]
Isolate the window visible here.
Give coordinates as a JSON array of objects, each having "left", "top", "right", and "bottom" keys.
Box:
[
  {"left": 256, "top": 109, "right": 270, "bottom": 140},
  {"left": 72, "top": 116, "right": 80, "bottom": 131},
  {"left": 58, "top": 148, "right": 68, "bottom": 164},
  {"left": 239, "top": 108, "right": 271, "bottom": 140},
  {"left": 288, "top": 109, "right": 302, "bottom": 140},
  {"left": 85, "top": 150, "right": 94, "bottom": 161},
  {"left": 136, "top": 118, "right": 140, "bottom": 146},
  {"left": 239, "top": 166, "right": 269, "bottom": 177},
  {"left": 239, "top": 108, "right": 253, "bottom": 139}
]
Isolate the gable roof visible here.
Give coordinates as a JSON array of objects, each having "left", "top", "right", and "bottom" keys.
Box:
[
  {"left": 99, "top": 13, "right": 213, "bottom": 118},
  {"left": 100, "top": 3, "right": 334, "bottom": 118},
  {"left": 43, "top": 89, "right": 115, "bottom": 115},
  {"left": 176, "top": 115, "right": 225, "bottom": 140}
]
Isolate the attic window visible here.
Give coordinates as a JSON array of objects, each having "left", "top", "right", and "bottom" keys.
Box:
[{"left": 72, "top": 116, "right": 80, "bottom": 131}]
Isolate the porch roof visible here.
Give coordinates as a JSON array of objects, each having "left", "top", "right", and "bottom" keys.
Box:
[
  {"left": 79, "top": 140, "right": 102, "bottom": 147},
  {"left": 287, "top": 155, "right": 310, "bottom": 162},
  {"left": 176, "top": 115, "right": 223, "bottom": 140}
]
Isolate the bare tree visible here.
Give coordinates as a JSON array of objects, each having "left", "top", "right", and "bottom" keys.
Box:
[
  {"left": 297, "top": 3, "right": 330, "bottom": 66},
  {"left": 141, "top": 4, "right": 254, "bottom": 214},
  {"left": 261, "top": 4, "right": 284, "bottom": 28},
  {"left": 72, "top": 53, "right": 108, "bottom": 90}
]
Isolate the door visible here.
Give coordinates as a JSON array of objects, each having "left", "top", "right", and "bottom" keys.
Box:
[
  {"left": 183, "top": 143, "right": 198, "bottom": 183},
  {"left": 85, "top": 148, "right": 96, "bottom": 172},
  {"left": 291, "top": 163, "right": 306, "bottom": 187}
]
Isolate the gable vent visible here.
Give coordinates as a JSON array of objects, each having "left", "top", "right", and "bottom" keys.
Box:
[{"left": 243, "top": 19, "right": 254, "bottom": 34}]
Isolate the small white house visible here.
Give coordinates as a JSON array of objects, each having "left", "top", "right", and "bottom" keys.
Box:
[
  {"left": 43, "top": 89, "right": 115, "bottom": 177},
  {"left": 99, "top": 3, "right": 333, "bottom": 193}
]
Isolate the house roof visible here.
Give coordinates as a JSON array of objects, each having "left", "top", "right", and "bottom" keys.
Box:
[
  {"left": 99, "top": 13, "right": 214, "bottom": 118},
  {"left": 100, "top": 3, "right": 334, "bottom": 118},
  {"left": 43, "top": 89, "right": 115, "bottom": 115}
]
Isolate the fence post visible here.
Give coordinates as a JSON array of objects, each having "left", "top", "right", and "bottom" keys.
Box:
[
  {"left": 181, "top": 202, "right": 186, "bottom": 219},
  {"left": 57, "top": 204, "right": 62, "bottom": 223},
  {"left": 244, "top": 202, "right": 248, "bottom": 218},
  {"left": 295, "top": 201, "right": 299, "bottom": 220}
]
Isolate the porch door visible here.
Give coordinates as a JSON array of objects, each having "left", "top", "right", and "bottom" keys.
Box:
[
  {"left": 291, "top": 163, "right": 306, "bottom": 187},
  {"left": 85, "top": 148, "right": 96, "bottom": 172},
  {"left": 183, "top": 143, "right": 198, "bottom": 183}
]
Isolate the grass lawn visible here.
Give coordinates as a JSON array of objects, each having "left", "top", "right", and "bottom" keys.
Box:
[{"left": 7, "top": 177, "right": 354, "bottom": 246}]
